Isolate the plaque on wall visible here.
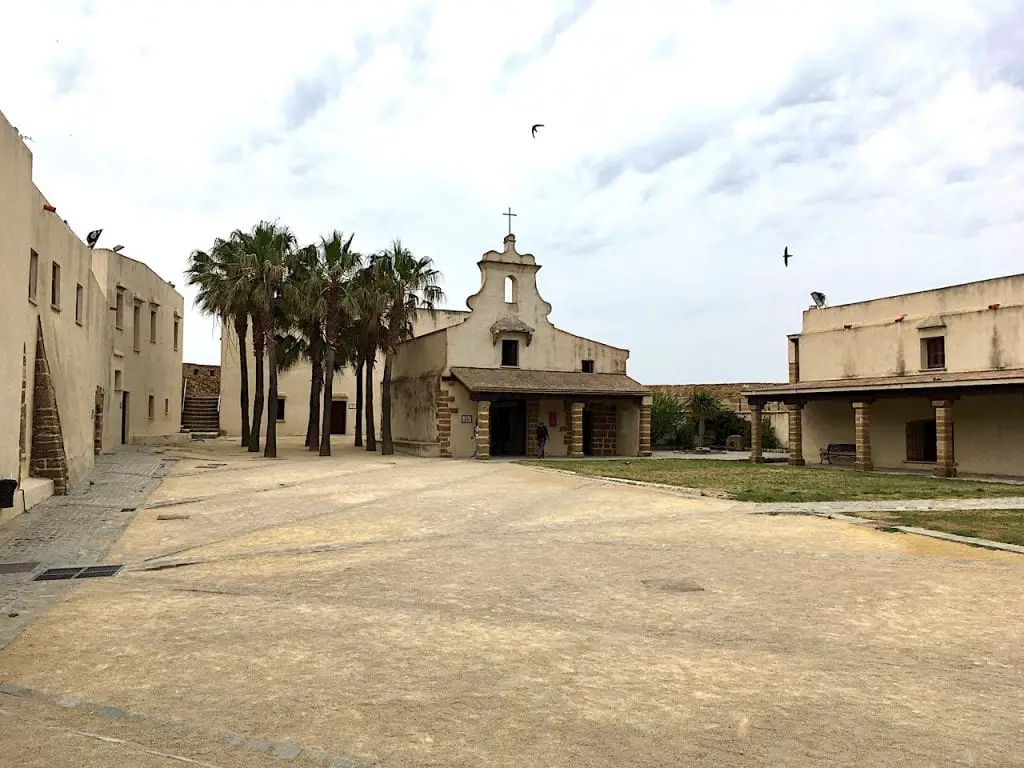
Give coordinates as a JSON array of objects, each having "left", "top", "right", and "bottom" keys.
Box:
[
  {"left": 461, "top": 414, "right": 473, "bottom": 424},
  {"left": 349, "top": 402, "right": 357, "bottom": 409}
]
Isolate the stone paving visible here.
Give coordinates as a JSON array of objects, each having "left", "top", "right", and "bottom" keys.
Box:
[
  {"left": 0, "top": 437, "right": 1021, "bottom": 767},
  {"left": 0, "top": 449, "right": 174, "bottom": 649}
]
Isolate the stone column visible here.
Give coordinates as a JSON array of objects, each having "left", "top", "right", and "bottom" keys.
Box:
[
  {"left": 475, "top": 400, "right": 491, "bottom": 461},
  {"left": 933, "top": 399, "right": 955, "bottom": 477},
  {"left": 94, "top": 386, "right": 105, "bottom": 456},
  {"left": 749, "top": 401, "right": 764, "bottom": 463},
  {"left": 639, "top": 396, "right": 652, "bottom": 457},
  {"left": 787, "top": 403, "right": 805, "bottom": 467},
  {"left": 852, "top": 401, "right": 873, "bottom": 472},
  {"left": 569, "top": 401, "right": 584, "bottom": 458},
  {"left": 434, "top": 383, "right": 453, "bottom": 458}
]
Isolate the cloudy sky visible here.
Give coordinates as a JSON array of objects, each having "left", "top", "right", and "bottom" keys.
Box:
[{"left": 3, "top": 0, "right": 1022, "bottom": 384}]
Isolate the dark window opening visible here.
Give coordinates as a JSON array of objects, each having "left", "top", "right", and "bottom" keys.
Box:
[
  {"left": 581, "top": 359, "right": 595, "bottom": 373},
  {"left": 75, "top": 284, "right": 84, "bottom": 324},
  {"left": 923, "top": 336, "right": 945, "bottom": 369},
  {"left": 28, "top": 250, "right": 39, "bottom": 301},
  {"left": 276, "top": 397, "right": 286, "bottom": 421},
  {"left": 501, "top": 339, "right": 519, "bottom": 367},
  {"left": 906, "top": 419, "right": 937, "bottom": 462},
  {"left": 149, "top": 308, "right": 157, "bottom": 343},
  {"left": 147, "top": 395, "right": 155, "bottom": 420},
  {"left": 50, "top": 262, "right": 61, "bottom": 308}
]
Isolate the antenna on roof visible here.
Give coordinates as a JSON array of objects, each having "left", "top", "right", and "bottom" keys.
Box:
[{"left": 810, "top": 291, "right": 828, "bottom": 308}]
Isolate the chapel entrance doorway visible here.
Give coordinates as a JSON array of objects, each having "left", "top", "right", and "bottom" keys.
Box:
[
  {"left": 490, "top": 399, "right": 527, "bottom": 456},
  {"left": 582, "top": 407, "right": 594, "bottom": 456}
]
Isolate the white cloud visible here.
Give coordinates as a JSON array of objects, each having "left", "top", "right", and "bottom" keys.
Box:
[{"left": 2, "top": 0, "right": 1022, "bottom": 382}]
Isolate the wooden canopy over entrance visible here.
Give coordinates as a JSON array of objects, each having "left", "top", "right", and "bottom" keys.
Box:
[{"left": 448, "top": 366, "right": 649, "bottom": 401}]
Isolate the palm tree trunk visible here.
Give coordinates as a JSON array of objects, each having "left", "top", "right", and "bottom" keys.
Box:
[
  {"left": 364, "top": 354, "right": 376, "bottom": 452},
  {"left": 354, "top": 355, "right": 364, "bottom": 448},
  {"left": 697, "top": 418, "right": 705, "bottom": 450},
  {"left": 234, "top": 315, "right": 251, "bottom": 447},
  {"left": 264, "top": 334, "right": 278, "bottom": 458},
  {"left": 306, "top": 345, "right": 322, "bottom": 450},
  {"left": 381, "top": 352, "right": 394, "bottom": 456},
  {"left": 319, "top": 345, "right": 336, "bottom": 456},
  {"left": 249, "top": 320, "right": 264, "bottom": 453}
]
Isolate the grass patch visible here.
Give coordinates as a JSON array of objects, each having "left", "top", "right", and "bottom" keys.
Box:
[
  {"left": 854, "top": 509, "right": 1024, "bottom": 547},
  {"left": 517, "top": 459, "right": 1024, "bottom": 503}
]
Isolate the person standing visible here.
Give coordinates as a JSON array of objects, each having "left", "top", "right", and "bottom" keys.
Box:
[
  {"left": 471, "top": 419, "right": 480, "bottom": 459},
  {"left": 536, "top": 421, "right": 549, "bottom": 458}
]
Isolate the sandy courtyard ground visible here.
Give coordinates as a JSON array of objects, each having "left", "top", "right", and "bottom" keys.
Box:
[{"left": 1, "top": 437, "right": 1022, "bottom": 767}]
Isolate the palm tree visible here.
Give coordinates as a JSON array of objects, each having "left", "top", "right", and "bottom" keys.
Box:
[
  {"left": 185, "top": 236, "right": 251, "bottom": 447},
  {"left": 374, "top": 240, "right": 444, "bottom": 456},
  {"left": 285, "top": 243, "right": 328, "bottom": 450},
  {"left": 232, "top": 220, "right": 297, "bottom": 458},
  {"left": 314, "top": 231, "right": 362, "bottom": 456},
  {"left": 349, "top": 262, "right": 389, "bottom": 452},
  {"left": 685, "top": 388, "right": 721, "bottom": 450}
]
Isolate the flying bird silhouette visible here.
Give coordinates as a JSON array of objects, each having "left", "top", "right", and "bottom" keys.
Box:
[
  {"left": 783, "top": 246, "right": 793, "bottom": 267},
  {"left": 531, "top": 123, "right": 544, "bottom": 138}
]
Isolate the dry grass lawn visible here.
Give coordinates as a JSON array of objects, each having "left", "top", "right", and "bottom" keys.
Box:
[
  {"left": 518, "top": 459, "right": 1024, "bottom": 503},
  {"left": 853, "top": 508, "right": 1024, "bottom": 546}
]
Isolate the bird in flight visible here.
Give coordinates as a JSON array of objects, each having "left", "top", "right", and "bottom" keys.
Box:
[
  {"left": 531, "top": 123, "right": 544, "bottom": 138},
  {"left": 783, "top": 246, "right": 793, "bottom": 267}
]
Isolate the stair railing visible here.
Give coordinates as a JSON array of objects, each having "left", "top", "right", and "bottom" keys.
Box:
[{"left": 181, "top": 378, "right": 189, "bottom": 426}]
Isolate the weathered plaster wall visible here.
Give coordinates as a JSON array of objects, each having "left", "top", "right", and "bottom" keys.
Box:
[{"left": 796, "top": 277, "right": 1024, "bottom": 381}]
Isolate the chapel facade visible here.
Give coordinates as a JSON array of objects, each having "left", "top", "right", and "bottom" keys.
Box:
[{"left": 389, "top": 233, "right": 652, "bottom": 459}]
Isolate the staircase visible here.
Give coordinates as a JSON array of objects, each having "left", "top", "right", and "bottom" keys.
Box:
[{"left": 181, "top": 395, "right": 220, "bottom": 435}]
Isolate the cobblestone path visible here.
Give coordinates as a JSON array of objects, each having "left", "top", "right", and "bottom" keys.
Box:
[{"left": 0, "top": 449, "right": 175, "bottom": 649}]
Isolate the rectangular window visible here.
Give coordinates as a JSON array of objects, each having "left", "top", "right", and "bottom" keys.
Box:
[
  {"left": 173, "top": 318, "right": 180, "bottom": 351},
  {"left": 114, "top": 370, "right": 123, "bottom": 390},
  {"left": 164, "top": 398, "right": 169, "bottom": 416},
  {"left": 50, "top": 262, "right": 61, "bottom": 308},
  {"left": 501, "top": 339, "right": 519, "bottom": 367},
  {"left": 923, "top": 336, "right": 945, "bottom": 370},
  {"left": 150, "top": 307, "right": 157, "bottom": 343},
  {"left": 148, "top": 395, "right": 155, "bottom": 420},
  {"left": 581, "top": 359, "right": 595, "bottom": 373},
  {"left": 75, "top": 284, "right": 84, "bottom": 324},
  {"left": 115, "top": 288, "right": 125, "bottom": 329},
  {"left": 133, "top": 303, "right": 141, "bottom": 351},
  {"left": 276, "top": 397, "right": 286, "bottom": 421},
  {"left": 28, "top": 250, "right": 39, "bottom": 302}
]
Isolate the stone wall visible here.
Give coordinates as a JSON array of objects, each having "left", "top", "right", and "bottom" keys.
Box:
[
  {"left": 182, "top": 363, "right": 221, "bottom": 397},
  {"left": 435, "top": 381, "right": 454, "bottom": 458},
  {"left": 29, "top": 320, "right": 69, "bottom": 495}
]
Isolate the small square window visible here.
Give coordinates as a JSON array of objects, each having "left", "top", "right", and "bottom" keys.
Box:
[
  {"left": 75, "top": 284, "right": 84, "bottom": 324},
  {"left": 28, "top": 250, "right": 39, "bottom": 302},
  {"left": 581, "top": 359, "right": 595, "bottom": 373},
  {"left": 276, "top": 397, "right": 286, "bottom": 421},
  {"left": 501, "top": 339, "right": 519, "bottom": 367},
  {"left": 150, "top": 308, "right": 157, "bottom": 343},
  {"left": 147, "top": 395, "right": 155, "bottom": 420},
  {"left": 50, "top": 262, "right": 61, "bottom": 308},
  {"left": 922, "top": 336, "right": 945, "bottom": 370}
]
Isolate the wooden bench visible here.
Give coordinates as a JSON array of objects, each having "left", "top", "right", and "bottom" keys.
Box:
[{"left": 819, "top": 443, "right": 856, "bottom": 464}]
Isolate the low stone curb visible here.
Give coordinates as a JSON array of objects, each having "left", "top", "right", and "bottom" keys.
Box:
[
  {"left": 801, "top": 511, "right": 1024, "bottom": 555},
  {"left": 519, "top": 465, "right": 732, "bottom": 499},
  {"left": 0, "top": 682, "right": 362, "bottom": 766}
]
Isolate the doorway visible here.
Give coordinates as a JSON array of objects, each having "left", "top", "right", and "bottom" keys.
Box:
[
  {"left": 582, "top": 407, "right": 594, "bottom": 456},
  {"left": 330, "top": 399, "right": 348, "bottom": 435},
  {"left": 120, "top": 392, "right": 129, "bottom": 444},
  {"left": 490, "top": 399, "right": 527, "bottom": 456}
]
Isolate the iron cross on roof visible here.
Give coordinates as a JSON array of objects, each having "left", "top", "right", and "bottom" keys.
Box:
[{"left": 502, "top": 207, "right": 517, "bottom": 236}]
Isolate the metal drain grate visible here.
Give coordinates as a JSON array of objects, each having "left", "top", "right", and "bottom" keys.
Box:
[
  {"left": 33, "top": 565, "right": 123, "bottom": 582},
  {"left": 0, "top": 562, "right": 39, "bottom": 575},
  {"left": 642, "top": 578, "right": 704, "bottom": 594}
]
